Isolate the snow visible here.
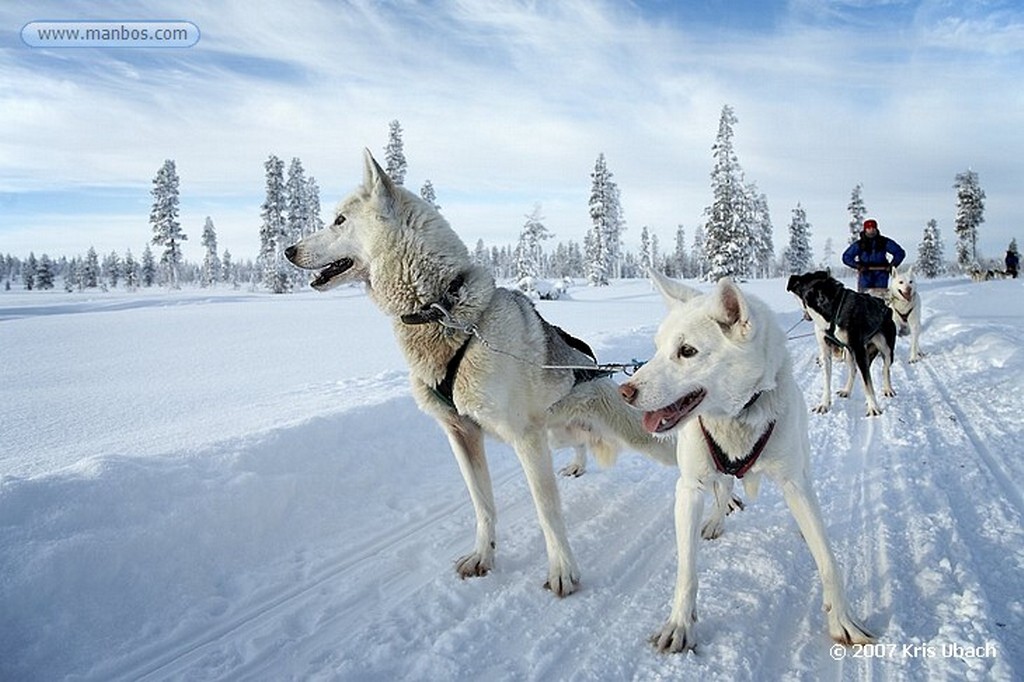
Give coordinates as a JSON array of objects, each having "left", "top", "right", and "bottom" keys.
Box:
[{"left": 1, "top": 276, "right": 1022, "bottom": 681}]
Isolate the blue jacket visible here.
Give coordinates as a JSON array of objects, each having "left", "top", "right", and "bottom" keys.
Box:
[{"left": 842, "top": 233, "right": 905, "bottom": 290}]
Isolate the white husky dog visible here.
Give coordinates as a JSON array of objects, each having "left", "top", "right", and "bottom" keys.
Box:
[
  {"left": 887, "top": 266, "right": 923, "bottom": 363},
  {"left": 619, "top": 270, "right": 874, "bottom": 653},
  {"left": 286, "top": 150, "right": 674, "bottom": 596}
]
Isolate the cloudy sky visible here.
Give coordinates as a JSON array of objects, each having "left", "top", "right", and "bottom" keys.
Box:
[{"left": 2, "top": 0, "right": 1021, "bottom": 266}]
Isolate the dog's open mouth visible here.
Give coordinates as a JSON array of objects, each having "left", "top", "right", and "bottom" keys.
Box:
[
  {"left": 642, "top": 388, "right": 707, "bottom": 434},
  {"left": 899, "top": 288, "right": 913, "bottom": 302},
  {"left": 311, "top": 258, "right": 354, "bottom": 288}
]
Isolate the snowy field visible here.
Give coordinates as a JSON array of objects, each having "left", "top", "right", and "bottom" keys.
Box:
[{"left": 2, "top": 276, "right": 1022, "bottom": 681}]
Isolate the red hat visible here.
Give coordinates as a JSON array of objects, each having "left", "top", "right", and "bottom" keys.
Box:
[{"left": 863, "top": 219, "right": 878, "bottom": 230}]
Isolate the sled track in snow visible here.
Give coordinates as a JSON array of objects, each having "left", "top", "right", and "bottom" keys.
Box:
[
  {"left": 104, "top": 460, "right": 527, "bottom": 681},
  {"left": 916, "top": 360, "right": 1024, "bottom": 516}
]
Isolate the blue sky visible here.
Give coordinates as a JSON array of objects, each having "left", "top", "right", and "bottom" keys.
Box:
[{"left": 2, "top": 0, "right": 1022, "bottom": 265}]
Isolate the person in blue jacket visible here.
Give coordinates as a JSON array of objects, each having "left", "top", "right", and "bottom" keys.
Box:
[{"left": 842, "top": 218, "right": 905, "bottom": 294}]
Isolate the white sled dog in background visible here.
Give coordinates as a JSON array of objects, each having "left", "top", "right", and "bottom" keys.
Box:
[
  {"left": 887, "top": 266, "right": 923, "bottom": 363},
  {"left": 619, "top": 270, "right": 874, "bottom": 653},
  {"left": 286, "top": 150, "right": 675, "bottom": 597}
]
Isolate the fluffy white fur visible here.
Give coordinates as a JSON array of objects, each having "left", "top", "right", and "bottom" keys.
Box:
[
  {"left": 888, "top": 267, "right": 923, "bottom": 363},
  {"left": 620, "top": 270, "right": 874, "bottom": 653},
  {"left": 287, "top": 150, "right": 674, "bottom": 597}
]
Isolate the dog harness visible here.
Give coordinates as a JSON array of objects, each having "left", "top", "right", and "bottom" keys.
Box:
[
  {"left": 886, "top": 293, "right": 914, "bottom": 325},
  {"left": 698, "top": 393, "right": 775, "bottom": 478},
  {"left": 699, "top": 418, "right": 775, "bottom": 478},
  {"left": 401, "top": 273, "right": 465, "bottom": 325},
  {"left": 401, "top": 272, "right": 610, "bottom": 410},
  {"left": 824, "top": 289, "right": 849, "bottom": 349}
]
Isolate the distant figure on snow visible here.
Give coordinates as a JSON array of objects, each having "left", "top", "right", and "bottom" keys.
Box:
[
  {"left": 1006, "top": 249, "right": 1019, "bottom": 278},
  {"left": 843, "top": 218, "right": 906, "bottom": 295}
]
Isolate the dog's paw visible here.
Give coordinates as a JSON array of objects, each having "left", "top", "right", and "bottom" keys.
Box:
[
  {"left": 455, "top": 552, "right": 493, "bottom": 579},
  {"left": 909, "top": 354, "right": 923, "bottom": 363},
  {"left": 883, "top": 387, "right": 896, "bottom": 398},
  {"left": 828, "top": 611, "right": 875, "bottom": 645},
  {"left": 865, "top": 405, "right": 884, "bottom": 417},
  {"left": 543, "top": 565, "right": 581, "bottom": 597},
  {"left": 558, "top": 462, "right": 586, "bottom": 478},
  {"left": 651, "top": 618, "right": 697, "bottom": 654},
  {"left": 812, "top": 403, "right": 831, "bottom": 414},
  {"left": 701, "top": 517, "right": 725, "bottom": 540},
  {"left": 836, "top": 389, "right": 851, "bottom": 399}
]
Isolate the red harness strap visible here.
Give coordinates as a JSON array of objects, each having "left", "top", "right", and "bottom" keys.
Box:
[{"left": 698, "top": 417, "right": 776, "bottom": 479}]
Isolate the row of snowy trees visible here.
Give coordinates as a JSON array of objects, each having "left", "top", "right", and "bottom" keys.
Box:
[
  {"left": 6, "top": 246, "right": 257, "bottom": 293},
  {"left": 256, "top": 156, "right": 325, "bottom": 293},
  {"left": 3, "top": 113, "right": 1008, "bottom": 295}
]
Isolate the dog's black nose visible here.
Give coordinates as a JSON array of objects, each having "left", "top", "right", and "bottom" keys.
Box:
[{"left": 284, "top": 245, "right": 297, "bottom": 262}]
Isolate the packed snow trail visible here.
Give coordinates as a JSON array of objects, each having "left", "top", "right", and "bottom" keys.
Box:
[{"left": 1, "top": 279, "right": 1021, "bottom": 680}]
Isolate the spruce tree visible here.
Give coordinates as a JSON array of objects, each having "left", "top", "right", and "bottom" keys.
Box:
[
  {"left": 22, "top": 252, "right": 37, "bottom": 290},
  {"left": 673, "top": 225, "right": 687, "bottom": 278},
  {"left": 692, "top": 226, "right": 707, "bottom": 279},
  {"left": 141, "top": 245, "right": 157, "bottom": 287},
  {"left": 200, "top": 216, "right": 220, "bottom": 287},
  {"left": 847, "top": 184, "right": 867, "bottom": 245},
  {"left": 82, "top": 247, "right": 100, "bottom": 288},
  {"left": 917, "top": 219, "right": 944, "bottom": 278},
  {"left": 104, "top": 251, "right": 122, "bottom": 289},
  {"left": 221, "top": 249, "right": 234, "bottom": 285},
  {"left": 515, "top": 204, "right": 551, "bottom": 281},
  {"left": 150, "top": 159, "right": 186, "bottom": 289},
  {"left": 784, "top": 203, "right": 814, "bottom": 274},
  {"left": 703, "top": 105, "right": 749, "bottom": 281},
  {"left": 748, "top": 186, "right": 774, "bottom": 278},
  {"left": 258, "top": 155, "right": 290, "bottom": 293},
  {"left": 304, "top": 177, "right": 324, "bottom": 236},
  {"left": 953, "top": 169, "right": 985, "bottom": 270},
  {"left": 64, "top": 257, "right": 80, "bottom": 292},
  {"left": 123, "top": 250, "right": 139, "bottom": 291},
  {"left": 587, "top": 153, "right": 623, "bottom": 285},
  {"left": 37, "top": 254, "right": 55, "bottom": 290},
  {"left": 286, "top": 158, "right": 309, "bottom": 247},
  {"left": 821, "top": 238, "right": 835, "bottom": 269},
  {"left": 420, "top": 180, "right": 440, "bottom": 210},
  {"left": 640, "top": 226, "right": 652, "bottom": 272},
  {"left": 385, "top": 120, "right": 407, "bottom": 186}
]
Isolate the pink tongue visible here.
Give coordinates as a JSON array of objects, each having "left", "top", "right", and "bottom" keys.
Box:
[{"left": 642, "top": 408, "right": 674, "bottom": 433}]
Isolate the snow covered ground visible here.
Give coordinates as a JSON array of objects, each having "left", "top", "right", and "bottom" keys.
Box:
[{"left": 2, "top": 276, "right": 1021, "bottom": 681}]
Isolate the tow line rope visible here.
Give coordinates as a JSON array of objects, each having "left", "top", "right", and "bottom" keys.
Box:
[{"left": 427, "top": 302, "right": 647, "bottom": 377}]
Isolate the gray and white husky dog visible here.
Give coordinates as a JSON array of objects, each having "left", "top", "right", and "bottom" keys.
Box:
[
  {"left": 286, "top": 150, "right": 674, "bottom": 596},
  {"left": 620, "top": 271, "right": 874, "bottom": 652}
]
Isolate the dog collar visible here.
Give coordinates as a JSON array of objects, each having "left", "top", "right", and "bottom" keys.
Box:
[
  {"left": 698, "top": 416, "right": 775, "bottom": 479},
  {"left": 401, "top": 273, "right": 465, "bottom": 325}
]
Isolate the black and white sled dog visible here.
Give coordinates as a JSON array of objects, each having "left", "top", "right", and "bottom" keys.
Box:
[
  {"left": 787, "top": 271, "right": 897, "bottom": 416},
  {"left": 887, "top": 266, "right": 923, "bottom": 363},
  {"left": 286, "top": 150, "right": 675, "bottom": 597},
  {"left": 620, "top": 270, "right": 874, "bottom": 652}
]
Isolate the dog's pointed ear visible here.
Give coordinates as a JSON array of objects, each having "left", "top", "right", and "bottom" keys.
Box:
[
  {"left": 648, "top": 268, "right": 701, "bottom": 307},
  {"left": 710, "top": 278, "right": 753, "bottom": 338},
  {"left": 361, "top": 148, "right": 398, "bottom": 216}
]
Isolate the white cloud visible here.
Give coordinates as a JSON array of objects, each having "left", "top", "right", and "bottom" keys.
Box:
[{"left": 1, "top": 0, "right": 1020, "bottom": 263}]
